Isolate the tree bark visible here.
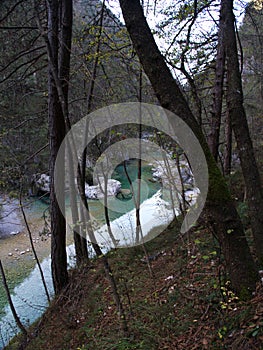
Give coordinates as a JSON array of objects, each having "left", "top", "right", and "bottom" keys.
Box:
[
  {"left": 119, "top": 0, "right": 258, "bottom": 297},
  {"left": 224, "top": 109, "right": 232, "bottom": 175},
  {"left": 47, "top": 0, "right": 68, "bottom": 294},
  {"left": 43, "top": 0, "right": 89, "bottom": 266},
  {"left": 208, "top": 6, "right": 226, "bottom": 161},
  {"left": 223, "top": 0, "right": 263, "bottom": 264}
]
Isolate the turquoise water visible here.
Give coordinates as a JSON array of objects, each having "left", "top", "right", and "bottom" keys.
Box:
[
  {"left": 88, "top": 159, "right": 161, "bottom": 224},
  {"left": 24, "top": 159, "right": 161, "bottom": 225},
  {"left": 112, "top": 159, "right": 160, "bottom": 198},
  {"left": 0, "top": 160, "right": 164, "bottom": 349}
]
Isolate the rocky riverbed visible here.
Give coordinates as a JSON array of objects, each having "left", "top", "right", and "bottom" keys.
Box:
[{"left": 0, "top": 218, "right": 51, "bottom": 267}]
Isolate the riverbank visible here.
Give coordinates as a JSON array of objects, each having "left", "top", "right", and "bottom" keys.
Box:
[
  {"left": 0, "top": 219, "right": 50, "bottom": 267},
  {"left": 4, "top": 222, "right": 263, "bottom": 350},
  {"left": 0, "top": 215, "right": 51, "bottom": 318},
  {"left": 0, "top": 188, "right": 176, "bottom": 349}
]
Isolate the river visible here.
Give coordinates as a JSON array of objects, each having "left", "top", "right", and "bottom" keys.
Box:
[{"left": 0, "top": 159, "right": 179, "bottom": 349}]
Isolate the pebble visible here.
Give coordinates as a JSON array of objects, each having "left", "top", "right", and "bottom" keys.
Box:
[
  {"left": 26, "top": 248, "right": 30, "bottom": 252},
  {"left": 8, "top": 252, "right": 13, "bottom": 256},
  {"left": 10, "top": 231, "right": 19, "bottom": 235},
  {"left": 20, "top": 251, "right": 26, "bottom": 255}
]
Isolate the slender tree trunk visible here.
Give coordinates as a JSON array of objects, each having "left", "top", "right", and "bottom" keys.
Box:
[
  {"left": 77, "top": 171, "right": 128, "bottom": 333},
  {"left": 224, "top": 109, "right": 232, "bottom": 175},
  {"left": 42, "top": 0, "right": 89, "bottom": 266},
  {"left": 223, "top": 0, "right": 263, "bottom": 264},
  {"left": 0, "top": 260, "right": 27, "bottom": 337},
  {"left": 208, "top": 8, "right": 226, "bottom": 161},
  {"left": 68, "top": 144, "right": 88, "bottom": 266},
  {"left": 119, "top": 0, "right": 258, "bottom": 297},
  {"left": 20, "top": 187, "right": 50, "bottom": 303},
  {"left": 79, "top": 1, "right": 106, "bottom": 260},
  {"left": 136, "top": 68, "right": 143, "bottom": 244},
  {"left": 180, "top": 0, "right": 202, "bottom": 125}
]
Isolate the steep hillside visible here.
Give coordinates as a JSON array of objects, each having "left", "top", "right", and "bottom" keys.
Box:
[{"left": 5, "top": 222, "right": 263, "bottom": 350}]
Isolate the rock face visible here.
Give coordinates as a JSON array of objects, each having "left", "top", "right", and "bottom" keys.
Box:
[{"left": 85, "top": 179, "right": 121, "bottom": 199}]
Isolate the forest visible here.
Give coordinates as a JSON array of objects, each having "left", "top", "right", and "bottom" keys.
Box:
[{"left": 0, "top": 0, "right": 262, "bottom": 349}]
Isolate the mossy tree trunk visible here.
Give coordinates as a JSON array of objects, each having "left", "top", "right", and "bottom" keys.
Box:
[
  {"left": 223, "top": 0, "right": 263, "bottom": 265},
  {"left": 119, "top": 0, "right": 258, "bottom": 297}
]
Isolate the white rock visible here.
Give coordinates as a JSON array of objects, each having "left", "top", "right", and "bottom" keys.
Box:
[
  {"left": 10, "top": 231, "right": 19, "bottom": 235},
  {"left": 8, "top": 253, "right": 13, "bottom": 256},
  {"left": 33, "top": 173, "right": 50, "bottom": 192},
  {"left": 85, "top": 179, "right": 121, "bottom": 199},
  {"left": 152, "top": 160, "right": 193, "bottom": 187},
  {"left": 165, "top": 275, "right": 174, "bottom": 281},
  {"left": 20, "top": 251, "right": 26, "bottom": 255}
]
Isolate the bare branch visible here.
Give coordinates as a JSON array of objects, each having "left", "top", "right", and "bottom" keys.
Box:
[
  {"left": 0, "top": 26, "right": 38, "bottom": 30},
  {"left": 0, "top": 259, "right": 28, "bottom": 337},
  {"left": 0, "top": 0, "right": 24, "bottom": 24},
  {"left": 19, "top": 184, "right": 50, "bottom": 303},
  {"left": 0, "top": 52, "right": 45, "bottom": 84},
  {"left": 23, "top": 143, "right": 49, "bottom": 165},
  {"left": 0, "top": 45, "right": 45, "bottom": 74}
]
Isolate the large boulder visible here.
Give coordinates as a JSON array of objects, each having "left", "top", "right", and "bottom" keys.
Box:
[
  {"left": 85, "top": 179, "right": 121, "bottom": 199},
  {"left": 152, "top": 160, "right": 193, "bottom": 188},
  {"left": 32, "top": 174, "right": 122, "bottom": 200},
  {"left": 32, "top": 174, "right": 50, "bottom": 193}
]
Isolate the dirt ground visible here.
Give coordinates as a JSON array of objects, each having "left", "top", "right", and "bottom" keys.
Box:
[{"left": 0, "top": 218, "right": 51, "bottom": 268}]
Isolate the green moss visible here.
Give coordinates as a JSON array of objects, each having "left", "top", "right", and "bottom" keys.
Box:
[{"left": 206, "top": 155, "right": 231, "bottom": 203}]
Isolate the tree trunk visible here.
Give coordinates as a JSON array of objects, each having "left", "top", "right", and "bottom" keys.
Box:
[
  {"left": 47, "top": 0, "right": 68, "bottom": 294},
  {"left": 223, "top": 0, "right": 263, "bottom": 264},
  {"left": 0, "top": 260, "right": 28, "bottom": 337},
  {"left": 77, "top": 172, "right": 128, "bottom": 333},
  {"left": 68, "top": 144, "right": 88, "bottom": 266},
  {"left": 45, "top": 0, "right": 89, "bottom": 266},
  {"left": 208, "top": 7, "right": 226, "bottom": 161},
  {"left": 119, "top": 0, "right": 258, "bottom": 297},
  {"left": 224, "top": 109, "right": 232, "bottom": 175}
]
